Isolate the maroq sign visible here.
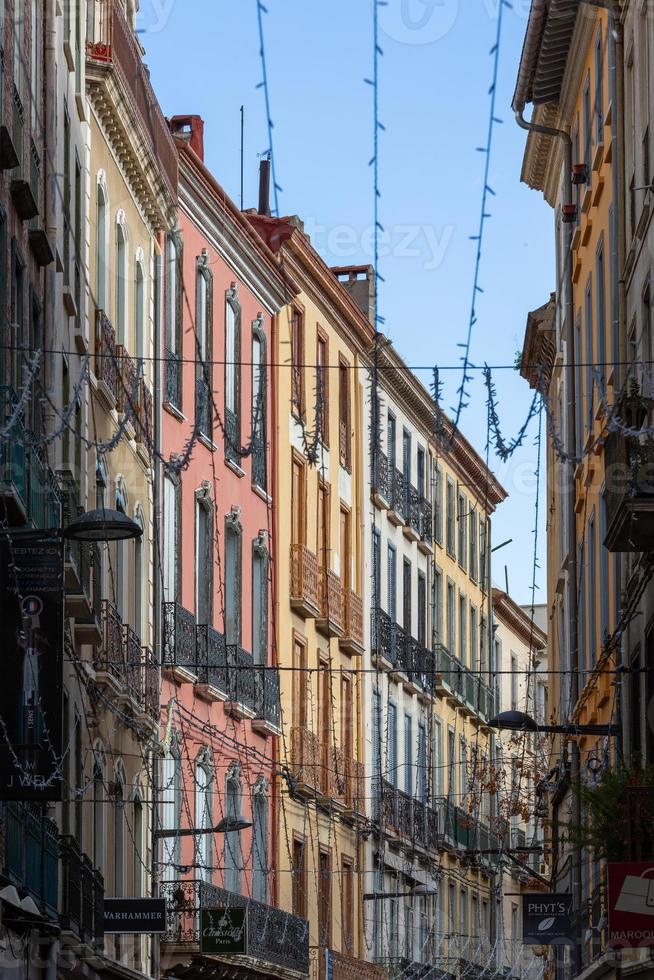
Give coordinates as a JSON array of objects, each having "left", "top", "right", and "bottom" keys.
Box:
[
  {"left": 608, "top": 862, "right": 654, "bottom": 947},
  {"left": 522, "top": 894, "right": 574, "bottom": 945},
  {"left": 0, "top": 538, "right": 64, "bottom": 800},
  {"left": 200, "top": 907, "right": 247, "bottom": 955}
]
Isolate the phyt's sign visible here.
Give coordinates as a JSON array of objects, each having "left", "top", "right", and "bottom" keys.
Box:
[
  {"left": 522, "top": 894, "right": 574, "bottom": 945},
  {"left": 608, "top": 862, "right": 654, "bottom": 947}
]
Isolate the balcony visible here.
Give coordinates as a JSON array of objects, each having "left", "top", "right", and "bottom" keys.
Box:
[
  {"left": 160, "top": 880, "right": 309, "bottom": 976},
  {"left": 372, "top": 449, "right": 390, "bottom": 509},
  {"left": 195, "top": 376, "right": 212, "bottom": 440},
  {"left": 86, "top": 0, "right": 177, "bottom": 205},
  {"left": 74, "top": 542, "right": 103, "bottom": 645},
  {"left": 196, "top": 624, "right": 228, "bottom": 700},
  {"left": 290, "top": 544, "right": 320, "bottom": 618},
  {"left": 290, "top": 726, "right": 321, "bottom": 796},
  {"left": 225, "top": 406, "right": 240, "bottom": 464},
  {"left": 340, "top": 589, "right": 364, "bottom": 655},
  {"left": 604, "top": 429, "right": 654, "bottom": 551},
  {"left": 163, "top": 601, "right": 198, "bottom": 682},
  {"left": 225, "top": 645, "right": 256, "bottom": 720},
  {"left": 116, "top": 344, "right": 137, "bottom": 424},
  {"left": 327, "top": 950, "right": 387, "bottom": 980},
  {"left": 59, "top": 837, "right": 105, "bottom": 946},
  {"left": 388, "top": 468, "right": 407, "bottom": 526},
  {"left": 252, "top": 432, "right": 267, "bottom": 491},
  {"left": 3, "top": 802, "right": 59, "bottom": 920},
  {"left": 339, "top": 418, "right": 351, "bottom": 471},
  {"left": 135, "top": 376, "right": 153, "bottom": 449},
  {"left": 253, "top": 667, "right": 281, "bottom": 736},
  {"left": 435, "top": 644, "right": 494, "bottom": 723},
  {"left": 418, "top": 498, "right": 433, "bottom": 555},
  {"left": 376, "top": 780, "right": 440, "bottom": 851},
  {"left": 317, "top": 568, "right": 344, "bottom": 637},
  {"left": 95, "top": 310, "right": 117, "bottom": 404},
  {"left": 94, "top": 600, "right": 124, "bottom": 692},
  {"left": 403, "top": 484, "right": 421, "bottom": 543},
  {"left": 372, "top": 609, "right": 397, "bottom": 669},
  {"left": 164, "top": 347, "right": 182, "bottom": 410}
]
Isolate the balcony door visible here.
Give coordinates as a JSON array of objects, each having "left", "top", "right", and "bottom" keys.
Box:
[
  {"left": 340, "top": 506, "right": 350, "bottom": 590},
  {"left": 403, "top": 559, "right": 412, "bottom": 636},
  {"left": 318, "top": 481, "right": 329, "bottom": 570},
  {"left": 318, "top": 656, "right": 331, "bottom": 792},
  {"left": 291, "top": 456, "right": 305, "bottom": 547}
]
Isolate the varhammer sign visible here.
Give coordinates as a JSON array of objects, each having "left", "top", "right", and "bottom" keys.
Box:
[{"left": 608, "top": 863, "right": 654, "bottom": 947}]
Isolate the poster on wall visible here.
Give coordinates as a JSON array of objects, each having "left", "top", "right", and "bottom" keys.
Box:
[
  {"left": 608, "top": 862, "right": 654, "bottom": 947},
  {"left": 0, "top": 537, "right": 64, "bottom": 800},
  {"left": 522, "top": 894, "right": 575, "bottom": 945}
]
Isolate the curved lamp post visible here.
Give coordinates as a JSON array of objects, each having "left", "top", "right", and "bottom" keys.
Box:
[
  {"left": 487, "top": 709, "right": 619, "bottom": 737},
  {"left": 1, "top": 507, "right": 143, "bottom": 543}
]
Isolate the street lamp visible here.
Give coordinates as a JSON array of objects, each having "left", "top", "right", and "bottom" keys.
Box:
[
  {"left": 154, "top": 816, "right": 253, "bottom": 839},
  {"left": 486, "top": 710, "right": 619, "bottom": 737},
  {"left": 363, "top": 884, "right": 437, "bottom": 901},
  {"left": 0, "top": 507, "right": 143, "bottom": 543}
]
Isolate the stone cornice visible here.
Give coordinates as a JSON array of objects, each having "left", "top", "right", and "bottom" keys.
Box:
[
  {"left": 520, "top": 294, "right": 557, "bottom": 393},
  {"left": 492, "top": 588, "right": 547, "bottom": 650},
  {"left": 178, "top": 147, "right": 297, "bottom": 314}
]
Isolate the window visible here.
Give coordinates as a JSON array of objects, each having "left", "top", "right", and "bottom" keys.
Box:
[
  {"left": 585, "top": 276, "right": 593, "bottom": 432},
  {"left": 404, "top": 713, "right": 413, "bottom": 796},
  {"left": 470, "top": 606, "right": 478, "bottom": 669},
  {"left": 318, "top": 849, "right": 331, "bottom": 947},
  {"left": 433, "top": 719, "right": 443, "bottom": 797},
  {"left": 316, "top": 331, "right": 329, "bottom": 444},
  {"left": 387, "top": 412, "right": 397, "bottom": 469},
  {"left": 575, "top": 311, "right": 583, "bottom": 458},
  {"left": 417, "top": 722, "right": 427, "bottom": 802},
  {"left": 596, "top": 238, "right": 606, "bottom": 386},
  {"left": 588, "top": 516, "right": 597, "bottom": 666},
  {"left": 92, "top": 754, "right": 105, "bottom": 875},
  {"left": 447, "top": 728, "right": 456, "bottom": 797},
  {"left": 160, "top": 749, "right": 181, "bottom": 882},
  {"left": 433, "top": 567, "right": 443, "bottom": 645},
  {"left": 133, "top": 793, "right": 143, "bottom": 897},
  {"left": 252, "top": 321, "right": 266, "bottom": 489},
  {"left": 339, "top": 357, "right": 351, "bottom": 470},
  {"left": 457, "top": 491, "right": 467, "bottom": 570},
  {"left": 318, "top": 658, "right": 331, "bottom": 786},
  {"left": 30, "top": 0, "right": 39, "bottom": 129},
  {"left": 341, "top": 858, "right": 354, "bottom": 954},
  {"left": 583, "top": 72, "right": 592, "bottom": 167},
  {"left": 402, "top": 428, "right": 411, "bottom": 486},
  {"left": 134, "top": 518, "right": 144, "bottom": 638},
  {"left": 165, "top": 234, "right": 182, "bottom": 408},
  {"left": 446, "top": 581, "right": 455, "bottom": 652},
  {"left": 291, "top": 456, "right": 305, "bottom": 546},
  {"left": 135, "top": 260, "right": 145, "bottom": 362},
  {"left": 510, "top": 654, "right": 518, "bottom": 710},
  {"left": 458, "top": 594, "right": 467, "bottom": 665},
  {"left": 163, "top": 476, "right": 179, "bottom": 603},
  {"left": 446, "top": 479, "right": 456, "bottom": 556},
  {"left": 579, "top": 539, "right": 587, "bottom": 675},
  {"left": 195, "top": 759, "right": 213, "bottom": 882},
  {"left": 600, "top": 491, "right": 609, "bottom": 640},
  {"left": 74, "top": 717, "right": 83, "bottom": 845},
  {"left": 595, "top": 28, "right": 604, "bottom": 146},
  {"left": 293, "top": 635, "right": 308, "bottom": 730},
  {"left": 292, "top": 837, "right": 306, "bottom": 917},
  {"left": 114, "top": 487, "right": 128, "bottom": 620},
  {"left": 96, "top": 184, "right": 107, "bottom": 310},
  {"left": 387, "top": 545, "right": 397, "bottom": 622},
  {"left": 460, "top": 739, "right": 467, "bottom": 799},
  {"left": 388, "top": 701, "right": 398, "bottom": 786},
  {"left": 253, "top": 785, "right": 268, "bottom": 902},
  {"left": 341, "top": 675, "right": 354, "bottom": 787},
  {"left": 196, "top": 256, "right": 213, "bottom": 438},
  {"left": 225, "top": 514, "right": 242, "bottom": 645},
  {"left": 479, "top": 515, "right": 487, "bottom": 590},
  {"left": 434, "top": 464, "right": 443, "bottom": 544},
  {"left": 417, "top": 571, "right": 426, "bottom": 647},
  {"left": 417, "top": 446, "right": 425, "bottom": 498},
  {"left": 225, "top": 288, "right": 241, "bottom": 461},
  {"left": 224, "top": 766, "right": 244, "bottom": 894},
  {"left": 195, "top": 495, "right": 213, "bottom": 626},
  {"left": 372, "top": 689, "right": 382, "bottom": 814},
  {"left": 403, "top": 558, "right": 412, "bottom": 635},
  {"left": 469, "top": 510, "right": 478, "bottom": 581},
  {"left": 114, "top": 778, "right": 127, "bottom": 905},
  {"left": 115, "top": 219, "right": 127, "bottom": 344},
  {"left": 460, "top": 889, "right": 468, "bottom": 955},
  {"left": 340, "top": 506, "right": 351, "bottom": 590},
  {"left": 290, "top": 308, "right": 304, "bottom": 418},
  {"left": 252, "top": 538, "right": 268, "bottom": 666},
  {"left": 372, "top": 528, "right": 381, "bottom": 608},
  {"left": 480, "top": 616, "right": 487, "bottom": 677}
]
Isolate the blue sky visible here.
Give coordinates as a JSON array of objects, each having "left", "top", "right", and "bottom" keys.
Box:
[{"left": 139, "top": 0, "right": 553, "bottom": 605}]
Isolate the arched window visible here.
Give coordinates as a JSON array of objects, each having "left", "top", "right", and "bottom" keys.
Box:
[
  {"left": 133, "top": 790, "right": 143, "bottom": 897},
  {"left": 114, "top": 481, "right": 128, "bottom": 619},
  {"left": 224, "top": 285, "right": 241, "bottom": 463},
  {"left": 252, "top": 533, "right": 268, "bottom": 667},
  {"left": 92, "top": 749, "right": 106, "bottom": 875},
  {"left": 96, "top": 180, "right": 107, "bottom": 309},
  {"left": 134, "top": 507, "right": 145, "bottom": 638},
  {"left": 224, "top": 763, "right": 243, "bottom": 894},
  {"left": 114, "top": 767, "right": 125, "bottom": 896},
  {"left": 160, "top": 745, "right": 182, "bottom": 882},
  {"left": 135, "top": 258, "right": 145, "bottom": 362},
  {"left": 252, "top": 779, "right": 268, "bottom": 902},
  {"left": 163, "top": 475, "right": 180, "bottom": 603},
  {"left": 195, "top": 253, "right": 213, "bottom": 438},
  {"left": 195, "top": 750, "right": 213, "bottom": 883},
  {"left": 164, "top": 233, "right": 183, "bottom": 408},
  {"left": 224, "top": 509, "right": 242, "bottom": 645},
  {"left": 115, "top": 218, "right": 127, "bottom": 344}
]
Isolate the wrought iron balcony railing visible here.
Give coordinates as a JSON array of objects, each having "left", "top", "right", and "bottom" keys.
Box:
[
  {"left": 136, "top": 375, "right": 153, "bottom": 448},
  {"left": 419, "top": 497, "right": 433, "bottom": 548},
  {"left": 60, "top": 837, "right": 105, "bottom": 944},
  {"left": 389, "top": 467, "right": 407, "bottom": 522},
  {"left": 226, "top": 644, "right": 256, "bottom": 711},
  {"left": 604, "top": 429, "right": 654, "bottom": 551},
  {"left": 160, "top": 879, "right": 309, "bottom": 975},
  {"left": 95, "top": 309, "right": 117, "bottom": 399},
  {"left": 376, "top": 780, "right": 440, "bottom": 850},
  {"left": 196, "top": 623, "right": 227, "bottom": 693},
  {"left": 225, "top": 406, "right": 240, "bottom": 463},
  {"left": 143, "top": 646, "right": 160, "bottom": 721},
  {"left": 371, "top": 608, "right": 397, "bottom": 667},
  {"left": 254, "top": 667, "right": 281, "bottom": 731},
  {"left": 372, "top": 448, "right": 389, "bottom": 504},
  {"left": 4, "top": 802, "right": 59, "bottom": 919},
  {"left": 95, "top": 600, "right": 124, "bottom": 678},
  {"left": 163, "top": 601, "right": 197, "bottom": 675},
  {"left": 116, "top": 344, "right": 137, "bottom": 419},
  {"left": 251, "top": 432, "right": 266, "bottom": 490},
  {"left": 195, "top": 376, "right": 212, "bottom": 438}
]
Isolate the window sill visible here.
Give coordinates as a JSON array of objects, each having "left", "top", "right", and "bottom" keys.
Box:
[
  {"left": 198, "top": 433, "right": 217, "bottom": 452},
  {"left": 163, "top": 401, "right": 185, "bottom": 423},
  {"left": 225, "top": 457, "right": 246, "bottom": 478},
  {"left": 253, "top": 484, "right": 272, "bottom": 504}
]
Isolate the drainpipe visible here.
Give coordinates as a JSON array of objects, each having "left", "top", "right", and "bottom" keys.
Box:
[
  {"left": 43, "top": 0, "right": 57, "bottom": 441},
  {"left": 515, "top": 107, "right": 581, "bottom": 976}
]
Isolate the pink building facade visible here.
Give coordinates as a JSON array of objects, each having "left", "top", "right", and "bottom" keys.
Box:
[{"left": 158, "top": 117, "right": 308, "bottom": 978}]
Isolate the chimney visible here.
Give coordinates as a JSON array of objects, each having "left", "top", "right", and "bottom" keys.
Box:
[
  {"left": 258, "top": 156, "right": 271, "bottom": 217},
  {"left": 331, "top": 265, "right": 376, "bottom": 326},
  {"left": 169, "top": 115, "right": 205, "bottom": 161}
]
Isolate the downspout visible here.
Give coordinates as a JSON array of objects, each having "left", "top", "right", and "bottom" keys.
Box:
[
  {"left": 271, "top": 309, "right": 279, "bottom": 912},
  {"left": 515, "top": 107, "right": 581, "bottom": 976},
  {"left": 43, "top": 0, "right": 57, "bottom": 439}
]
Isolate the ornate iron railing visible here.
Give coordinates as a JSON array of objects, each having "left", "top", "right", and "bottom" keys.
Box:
[
  {"left": 227, "top": 644, "right": 256, "bottom": 710},
  {"left": 225, "top": 406, "right": 240, "bottom": 463},
  {"left": 164, "top": 347, "right": 181, "bottom": 408},
  {"left": 406, "top": 483, "right": 421, "bottom": 536},
  {"left": 372, "top": 608, "right": 397, "bottom": 666},
  {"left": 251, "top": 432, "right": 266, "bottom": 490},
  {"left": 390, "top": 467, "right": 406, "bottom": 520},
  {"left": 160, "top": 880, "right": 309, "bottom": 974},
  {"left": 372, "top": 448, "right": 389, "bottom": 501},
  {"left": 95, "top": 309, "right": 117, "bottom": 398},
  {"left": 136, "top": 375, "right": 153, "bottom": 447},
  {"left": 419, "top": 497, "right": 433, "bottom": 545},
  {"left": 95, "top": 601, "right": 124, "bottom": 677},
  {"left": 115, "top": 344, "right": 137, "bottom": 418},
  {"left": 196, "top": 624, "right": 227, "bottom": 693},
  {"left": 195, "top": 376, "right": 212, "bottom": 438},
  {"left": 163, "top": 601, "right": 197, "bottom": 672},
  {"left": 143, "top": 646, "right": 159, "bottom": 720},
  {"left": 4, "top": 803, "right": 59, "bottom": 919},
  {"left": 254, "top": 667, "right": 281, "bottom": 730},
  {"left": 0, "top": 385, "right": 27, "bottom": 512},
  {"left": 124, "top": 624, "right": 142, "bottom": 706}
]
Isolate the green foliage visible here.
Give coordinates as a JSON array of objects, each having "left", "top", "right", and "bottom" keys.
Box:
[{"left": 563, "top": 767, "right": 654, "bottom": 862}]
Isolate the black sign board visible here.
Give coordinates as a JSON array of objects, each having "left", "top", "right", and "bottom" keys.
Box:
[
  {"left": 104, "top": 898, "right": 167, "bottom": 933},
  {"left": 0, "top": 538, "right": 64, "bottom": 800},
  {"left": 522, "top": 893, "right": 575, "bottom": 945},
  {"left": 200, "top": 907, "right": 247, "bottom": 955}
]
